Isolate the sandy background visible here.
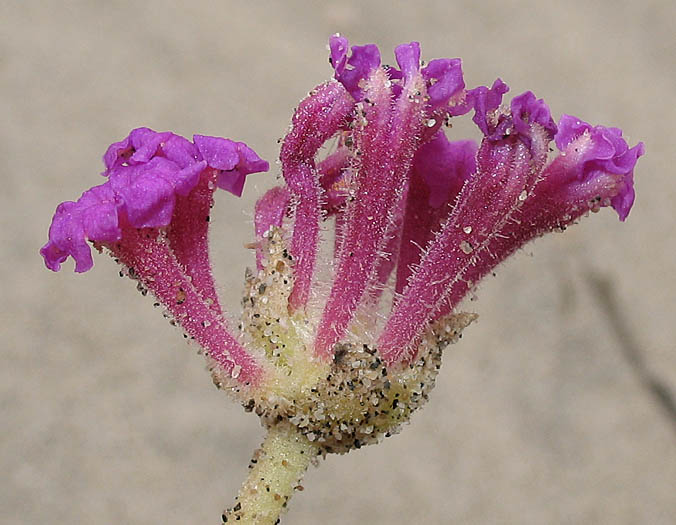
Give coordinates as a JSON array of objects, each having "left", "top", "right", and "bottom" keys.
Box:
[{"left": 3, "top": 1, "right": 675, "bottom": 523}]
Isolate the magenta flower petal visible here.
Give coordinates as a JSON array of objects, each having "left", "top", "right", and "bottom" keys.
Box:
[
  {"left": 194, "top": 135, "right": 269, "bottom": 197},
  {"left": 611, "top": 177, "right": 636, "bottom": 221},
  {"left": 511, "top": 91, "right": 557, "bottom": 141},
  {"left": 394, "top": 41, "right": 421, "bottom": 78},
  {"left": 328, "top": 35, "right": 349, "bottom": 77},
  {"left": 40, "top": 201, "right": 91, "bottom": 273},
  {"left": 103, "top": 135, "right": 133, "bottom": 171},
  {"left": 549, "top": 115, "right": 644, "bottom": 221},
  {"left": 76, "top": 184, "right": 121, "bottom": 242},
  {"left": 235, "top": 141, "right": 271, "bottom": 175},
  {"left": 215, "top": 171, "right": 246, "bottom": 197},
  {"left": 329, "top": 34, "right": 381, "bottom": 100},
  {"left": 396, "top": 134, "right": 477, "bottom": 294},
  {"left": 422, "top": 58, "right": 465, "bottom": 111},
  {"left": 173, "top": 161, "right": 208, "bottom": 196},
  {"left": 419, "top": 135, "right": 477, "bottom": 209},
  {"left": 556, "top": 115, "right": 644, "bottom": 174},
  {"left": 554, "top": 114, "right": 600, "bottom": 151},
  {"left": 129, "top": 129, "right": 172, "bottom": 164},
  {"left": 108, "top": 158, "right": 181, "bottom": 229},
  {"left": 193, "top": 134, "right": 241, "bottom": 170},
  {"left": 103, "top": 127, "right": 173, "bottom": 172},
  {"left": 468, "top": 78, "right": 510, "bottom": 136},
  {"left": 218, "top": 142, "right": 270, "bottom": 197},
  {"left": 40, "top": 184, "right": 120, "bottom": 273},
  {"left": 162, "top": 134, "right": 201, "bottom": 168}
]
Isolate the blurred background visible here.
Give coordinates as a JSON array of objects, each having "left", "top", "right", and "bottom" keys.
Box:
[{"left": 2, "top": 1, "right": 675, "bottom": 523}]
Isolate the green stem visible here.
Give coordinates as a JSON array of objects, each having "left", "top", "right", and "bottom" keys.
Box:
[{"left": 223, "top": 423, "right": 319, "bottom": 524}]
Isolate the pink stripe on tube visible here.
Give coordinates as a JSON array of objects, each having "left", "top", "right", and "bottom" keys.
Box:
[
  {"left": 379, "top": 139, "right": 537, "bottom": 365},
  {"left": 167, "top": 171, "right": 223, "bottom": 315},
  {"left": 395, "top": 136, "right": 476, "bottom": 295},
  {"left": 108, "top": 225, "right": 263, "bottom": 386},
  {"left": 314, "top": 65, "right": 427, "bottom": 360},
  {"left": 280, "top": 82, "right": 354, "bottom": 311},
  {"left": 253, "top": 186, "right": 291, "bottom": 270}
]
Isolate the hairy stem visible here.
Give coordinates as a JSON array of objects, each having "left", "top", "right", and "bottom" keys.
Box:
[{"left": 223, "top": 423, "right": 319, "bottom": 524}]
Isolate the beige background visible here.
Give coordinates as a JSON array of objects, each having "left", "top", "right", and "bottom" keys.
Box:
[{"left": 3, "top": 1, "right": 675, "bottom": 523}]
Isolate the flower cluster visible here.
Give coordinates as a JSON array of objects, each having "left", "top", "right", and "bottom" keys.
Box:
[{"left": 41, "top": 35, "right": 643, "bottom": 523}]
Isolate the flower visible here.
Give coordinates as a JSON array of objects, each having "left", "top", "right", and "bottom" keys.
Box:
[
  {"left": 41, "top": 35, "right": 644, "bottom": 524},
  {"left": 41, "top": 127, "right": 270, "bottom": 385}
]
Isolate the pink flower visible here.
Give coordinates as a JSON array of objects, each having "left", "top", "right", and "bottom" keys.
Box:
[
  {"left": 41, "top": 35, "right": 644, "bottom": 457},
  {"left": 41, "top": 128, "right": 269, "bottom": 385}
]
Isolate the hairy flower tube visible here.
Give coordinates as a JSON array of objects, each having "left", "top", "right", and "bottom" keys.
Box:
[{"left": 41, "top": 36, "right": 644, "bottom": 524}]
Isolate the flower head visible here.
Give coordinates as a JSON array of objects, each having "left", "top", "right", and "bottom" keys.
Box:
[{"left": 41, "top": 37, "right": 644, "bottom": 522}]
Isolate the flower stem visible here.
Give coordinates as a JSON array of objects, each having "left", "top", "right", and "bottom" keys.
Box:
[{"left": 223, "top": 423, "right": 318, "bottom": 524}]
